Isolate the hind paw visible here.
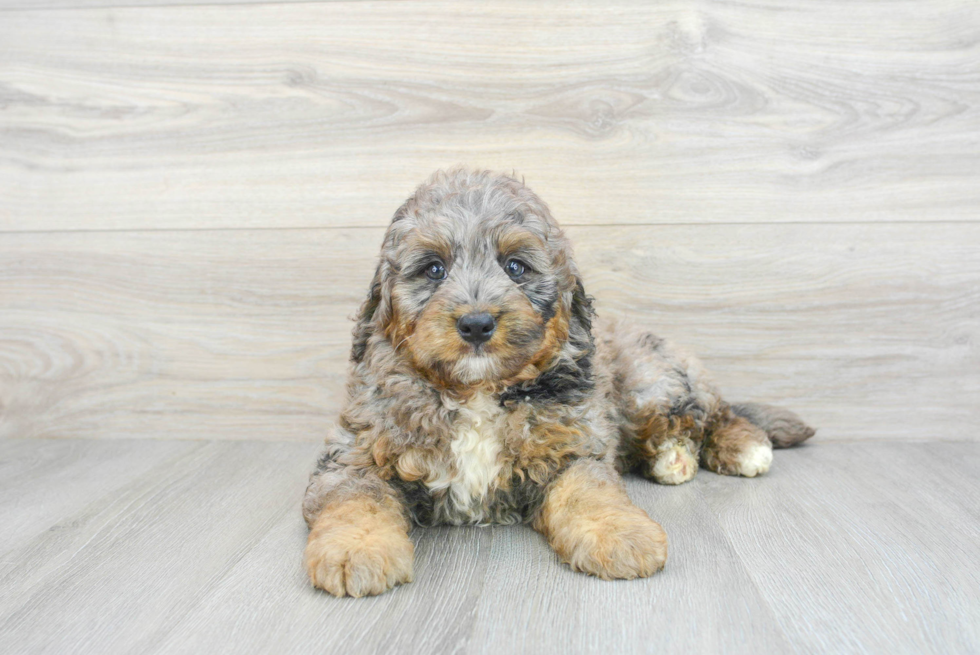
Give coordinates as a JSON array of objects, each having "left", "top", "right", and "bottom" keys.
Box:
[
  {"left": 703, "top": 441, "right": 773, "bottom": 477},
  {"left": 648, "top": 443, "right": 699, "bottom": 485}
]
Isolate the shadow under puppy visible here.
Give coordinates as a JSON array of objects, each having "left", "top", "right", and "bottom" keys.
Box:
[{"left": 303, "top": 168, "right": 814, "bottom": 597}]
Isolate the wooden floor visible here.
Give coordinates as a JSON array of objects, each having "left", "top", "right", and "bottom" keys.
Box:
[{"left": 0, "top": 438, "right": 977, "bottom": 654}]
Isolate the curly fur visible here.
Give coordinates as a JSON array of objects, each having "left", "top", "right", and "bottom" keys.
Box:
[{"left": 303, "top": 168, "right": 815, "bottom": 596}]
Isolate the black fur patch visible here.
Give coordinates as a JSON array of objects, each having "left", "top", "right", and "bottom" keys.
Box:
[
  {"left": 310, "top": 439, "right": 353, "bottom": 483},
  {"left": 313, "top": 449, "right": 340, "bottom": 475},
  {"left": 389, "top": 478, "right": 438, "bottom": 526},
  {"left": 570, "top": 278, "right": 595, "bottom": 338},
  {"left": 493, "top": 474, "right": 549, "bottom": 521},
  {"left": 391, "top": 473, "right": 552, "bottom": 526},
  {"left": 526, "top": 280, "right": 559, "bottom": 323},
  {"left": 500, "top": 355, "right": 595, "bottom": 407}
]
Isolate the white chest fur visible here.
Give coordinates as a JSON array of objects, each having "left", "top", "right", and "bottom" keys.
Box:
[{"left": 428, "top": 392, "right": 505, "bottom": 520}]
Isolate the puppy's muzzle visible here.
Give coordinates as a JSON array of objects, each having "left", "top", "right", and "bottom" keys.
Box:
[{"left": 456, "top": 312, "right": 495, "bottom": 345}]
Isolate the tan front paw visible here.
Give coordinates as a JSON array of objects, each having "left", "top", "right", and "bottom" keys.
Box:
[
  {"left": 305, "top": 497, "right": 414, "bottom": 598},
  {"left": 560, "top": 509, "right": 668, "bottom": 580}
]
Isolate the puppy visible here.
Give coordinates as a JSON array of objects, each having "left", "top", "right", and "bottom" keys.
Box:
[{"left": 302, "top": 168, "right": 814, "bottom": 597}]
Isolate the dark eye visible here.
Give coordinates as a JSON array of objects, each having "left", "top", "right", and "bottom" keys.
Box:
[
  {"left": 505, "top": 259, "right": 526, "bottom": 278},
  {"left": 424, "top": 261, "right": 447, "bottom": 281}
]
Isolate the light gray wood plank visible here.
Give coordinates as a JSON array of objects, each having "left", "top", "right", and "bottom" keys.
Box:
[
  {"left": 152, "top": 516, "right": 494, "bottom": 655},
  {"left": 0, "top": 228, "right": 368, "bottom": 442},
  {"left": 1, "top": 0, "right": 978, "bottom": 231},
  {"left": 0, "top": 438, "right": 196, "bottom": 556},
  {"left": 701, "top": 442, "right": 980, "bottom": 654},
  {"left": 0, "top": 440, "right": 321, "bottom": 654},
  {"left": 2, "top": 223, "right": 976, "bottom": 442},
  {"left": 927, "top": 442, "right": 980, "bottom": 523}
]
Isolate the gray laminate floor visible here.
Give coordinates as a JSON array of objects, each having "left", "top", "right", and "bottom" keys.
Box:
[{"left": 0, "top": 438, "right": 977, "bottom": 654}]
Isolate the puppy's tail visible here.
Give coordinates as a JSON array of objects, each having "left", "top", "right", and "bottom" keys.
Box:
[{"left": 729, "top": 402, "right": 815, "bottom": 448}]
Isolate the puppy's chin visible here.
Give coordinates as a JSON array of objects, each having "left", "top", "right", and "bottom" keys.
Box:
[{"left": 450, "top": 352, "right": 502, "bottom": 386}]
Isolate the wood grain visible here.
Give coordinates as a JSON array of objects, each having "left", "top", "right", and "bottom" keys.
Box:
[
  {"left": 158, "top": 520, "right": 498, "bottom": 654},
  {"left": 0, "top": 438, "right": 196, "bottom": 556},
  {"left": 701, "top": 441, "right": 980, "bottom": 653},
  {"left": 469, "top": 478, "right": 792, "bottom": 654},
  {"left": 1, "top": 0, "right": 978, "bottom": 231},
  {"left": 0, "top": 440, "right": 321, "bottom": 653},
  {"left": 1, "top": 439, "right": 976, "bottom": 653},
  {"left": 2, "top": 223, "right": 976, "bottom": 442}
]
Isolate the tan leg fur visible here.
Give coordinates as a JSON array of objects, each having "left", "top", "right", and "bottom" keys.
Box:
[
  {"left": 534, "top": 459, "right": 667, "bottom": 580},
  {"left": 305, "top": 495, "right": 414, "bottom": 598}
]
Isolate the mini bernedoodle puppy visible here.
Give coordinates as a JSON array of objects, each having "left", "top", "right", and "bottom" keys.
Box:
[{"left": 303, "top": 168, "right": 814, "bottom": 597}]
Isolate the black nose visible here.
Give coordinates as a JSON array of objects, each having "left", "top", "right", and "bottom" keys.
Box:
[{"left": 456, "top": 312, "right": 496, "bottom": 345}]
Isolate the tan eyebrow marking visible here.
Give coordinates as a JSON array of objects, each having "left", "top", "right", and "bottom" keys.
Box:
[
  {"left": 497, "top": 230, "right": 546, "bottom": 258},
  {"left": 407, "top": 233, "right": 453, "bottom": 263}
]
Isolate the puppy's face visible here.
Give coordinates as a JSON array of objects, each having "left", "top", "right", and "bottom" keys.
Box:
[
  {"left": 360, "top": 171, "right": 583, "bottom": 389},
  {"left": 387, "top": 212, "right": 566, "bottom": 386}
]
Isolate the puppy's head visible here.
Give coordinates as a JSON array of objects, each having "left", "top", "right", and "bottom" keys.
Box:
[{"left": 352, "top": 168, "right": 594, "bottom": 391}]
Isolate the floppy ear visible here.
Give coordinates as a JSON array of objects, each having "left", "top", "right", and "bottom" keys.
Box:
[
  {"left": 350, "top": 260, "right": 390, "bottom": 363},
  {"left": 350, "top": 201, "right": 415, "bottom": 363},
  {"left": 567, "top": 275, "right": 596, "bottom": 358}
]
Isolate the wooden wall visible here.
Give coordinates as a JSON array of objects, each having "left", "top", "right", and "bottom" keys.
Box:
[{"left": 1, "top": 0, "right": 978, "bottom": 442}]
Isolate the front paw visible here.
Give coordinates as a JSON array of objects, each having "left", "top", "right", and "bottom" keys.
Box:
[
  {"left": 559, "top": 508, "right": 668, "bottom": 580},
  {"left": 305, "top": 498, "right": 414, "bottom": 597}
]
